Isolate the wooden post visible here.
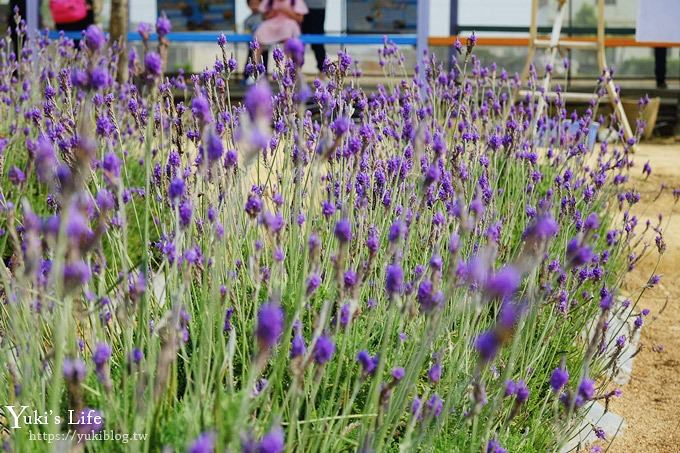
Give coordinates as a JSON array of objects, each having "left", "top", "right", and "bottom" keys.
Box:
[
  {"left": 448, "top": 0, "right": 458, "bottom": 67},
  {"left": 110, "top": 0, "right": 129, "bottom": 82},
  {"left": 596, "top": 0, "right": 635, "bottom": 142},
  {"left": 416, "top": 0, "right": 430, "bottom": 74},
  {"left": 518, "top": 0, "right": 635, "bottom": 145},
  {"left": 520, "top": 0, "right": 539, "bottom": 85},
  {"left": 26, "top": 0, "right": 39, "bottom": 35}
]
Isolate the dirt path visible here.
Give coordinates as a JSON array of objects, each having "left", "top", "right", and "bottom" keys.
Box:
[{"left": 606, "top": 142, "right": 680, "bottom": 452}]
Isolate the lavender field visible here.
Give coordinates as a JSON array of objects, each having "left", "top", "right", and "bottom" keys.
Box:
[{"left": 0, "top": 17, "right": 668, "bottom": 453}]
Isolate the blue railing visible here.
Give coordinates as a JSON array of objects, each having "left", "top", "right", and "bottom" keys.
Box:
[{"left": 46, "top": 31, "right": 418, "bottom": 46}]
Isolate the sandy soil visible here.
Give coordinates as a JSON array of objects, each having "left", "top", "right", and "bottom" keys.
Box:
[{"left": 604, "top": 141, "right": 680, "bottom": 452}]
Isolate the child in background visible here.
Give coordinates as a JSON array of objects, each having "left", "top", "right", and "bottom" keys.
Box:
[
  {"left": 253, "top": 0, "right": 308, "bottom": 68},
  {"left": 244, "top": 0, "right": 268, "bottom": 78},
  {"left": 244, "top": 0, "right": 263, "bottom": 34}
]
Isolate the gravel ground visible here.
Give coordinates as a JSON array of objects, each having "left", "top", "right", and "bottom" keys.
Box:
[{"left": 605, "top": 141, "right": 680, "bottom": 452}]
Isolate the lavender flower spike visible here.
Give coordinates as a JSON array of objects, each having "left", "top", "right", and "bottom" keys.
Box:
[{"left": 256, "top": 303, "right": 284, "bottom": 349}]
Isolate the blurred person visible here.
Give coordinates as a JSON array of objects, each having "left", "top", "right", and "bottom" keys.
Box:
[
  {"left": 49, "top": 0, "right": 95, "bottom": 49},
  {"left": 253, "top": 0, "right": 308, "bottom": 69},
  {"left": 654, "top": 47, "right": 668, "bottom": 89},
  {"left": 301, "top": 0, "right": 326, "bottom": 74},
  {"left": 244, "top": 0, "right": 269, "bottom": 76},
  {"left": 7, "top": 0, "right": 27, "bottom": 55},
  {"left": 244, "top": 0, "right": 264, "bottom": 33}
]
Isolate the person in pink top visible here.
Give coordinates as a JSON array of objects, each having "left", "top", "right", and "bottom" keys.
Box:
[{"left": 253, "top": 0, "right": 308, "bottom": 69}]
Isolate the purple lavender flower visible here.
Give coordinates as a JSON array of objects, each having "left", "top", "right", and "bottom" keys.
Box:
[
  {"left": 34, "top": 135, "right": 57, "bottom": 182},
  {"left": 388, "top": 220, "right": 404, "bottom": 243},
  {"left": 273, "top": 247, "right": 285, "bottom": 262},
  {"left": 63, "top": 260, "right": 91, "bottom": 289},
  {"left": 145, "top": 52, "right": 162, "bottom": 76},
  {"left": 130, "top": 348, "right": 144, "bottom": 364},
  {"left": 330, "top": 117, "right": 351, "bottom": 137},
  {"left": 260, "top": 211, "right": 285, "bottom": 234},
  {"left": 615, "top": 335, "right": 626, "bottom": 348},
  {"left": 449, "top": 232, "right": 460, "bottom": 254},
  {"left": 138, "top": 22, "right": 153, "bottom": 40},
  {"left": 290, "top": 334, "right": 306, "bottom": 359},
  {"left": 486, "top": 439, "right": 507, "bottom": 453},
  {"left": 205, "top": 128, "right": 224, "bottom": 162},
  {"left": 189, "top": 432, "right": 215, "bottom": 453},
  {"left": 357, "top": 350, "right": 377, "bottom": 376},
  {"left": 385, "top": 264, "right": 404, "bottom": 296},
  {"left": 321, "top": 200, "right": 335, "bottom": 218},
  {"left": 96, "top": 189, "right": 115, "bottom": 211},
  {"left": 578, "top": 377, "right": 595, "bottom": 401},
  {"left": 313, "top": 335, "right": 335, "bottom": 365},
  {"left": 391, "top": 367, "right": 405, "bottom": 380},
  {"left": 284, "top": 38, "right": 305, "bottom": 67},
  {"left": 567, "top": 238, "right": 593, "bottom": 267},
  {"left": 417, "top": 279, "right": 443, "bottom": 313},
  {"left": 66, "top": 210, "right": 91, "bottom": 242},
  {"left": 647, "top": 274, "right": 661, "bottom": 287},
  {"left": 89, "top": 66, "right": 111, "bottom": 90},
  {"left": 366, "top": 227, "right": 379, "bottom": 254},
  {"left": 424, "top": 163, "right": 441, "bottom": 186},
  {"left": 179, "top": 201, "right": 193, "bottom": 227},
  {"left": 224, "top": 149, "right": 238, "bottom": 167},
  {"left": 339, "top": 303, "right": 351, "bottom": 327},
  {"left": 429, "top": 254, "right": 443, "bottom": 272},
  {"left": 426, "top": 394, "right": 444, "bottom": 418},
  {"left": 244, "top": 82, "right": 273, "bottom": 121},
  {"left": 245, "top": 195, "right": 262, "bottom": 218},
  {"left": 550, "top": 366, "right": 569, "bottom": 392},
  {"left": 411, "top": 396, "right": 422, "bottom": 416},
  {"left": 256, "top": 303, "right": 284, "bottom": 349},
  {"left": 523, "top": 215, "right": 559, "bottom": 241},
  {"left": 156, "top": 13, "right": 172, "bottom": 37},
  {"left": 599, "top": 293, "right": 613, "bottom": 311},
  {"left": 306, "top": 273, "right": 322, "bottom": 296},
  {"left": 474, "top": 331, "right": 499, "bottom": 362},
  {"left": 92, "top": 342, "right": 112, "bottom": 367},
  {"left": 469, "top": 198, "right": 484, "bottom": 217},
  {"left": 102, "top": 152, "right": 121, "bottom": 178},
  {"left": 63, "top": 357, "right": 87, "bottom": 383},
  {"left": 334, "top": 218, "right": 352, "bottom": 243},
  {"left": 168, "top": 177, "right": 185, "bottom": 201},
  {"left": 515, "top": 380, "right": 529, "bottom": 403},
  {"left": 343, "top": 270, "right": 358, "bottom": 288},
  {"left": 8, "top": 166, "right": 26, "bottom": 184},
  {"left": 257, "top": 426, "right": 284, "bottom": 453},
  {"left": 83, "top": 25, "right": 106, "bottom": 52},
  {"left": 584, "top": 213, "right": 600, "bottom": 231},
  {"left": 74, "top": 408, "right": 104, "bottom": 434},
  {"left": 484, "top": 265, "right": 520, "bottom": 299},
  {"left": 504, "top": 380, "right": 517, "bottom": 397},
  {"left": 428, "top": 362, "right": 442, "bottom": 384},
  {"left": 192, "top": 95, "right": 213, "bottom": 124}
]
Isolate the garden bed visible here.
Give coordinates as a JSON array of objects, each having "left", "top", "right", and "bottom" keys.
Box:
[{"left": 0, "top": 22, "right": 671, "bottom": 452}]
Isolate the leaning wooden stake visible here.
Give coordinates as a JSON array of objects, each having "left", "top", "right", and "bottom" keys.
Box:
[
  {"left": 518, "top": 0, "right": 635, "bottom": 145},
  {"left": 110, "top": 0, "right": 129, "bottom": 83}
]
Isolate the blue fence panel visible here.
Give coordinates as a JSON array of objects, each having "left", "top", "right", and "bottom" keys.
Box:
[{"left": 46, "top": 31, "right": 418, "bottom": 46}]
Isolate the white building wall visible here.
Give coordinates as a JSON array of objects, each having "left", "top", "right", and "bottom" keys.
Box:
[{"left": 459, "top": 0, "right": 531, "bottom": 29}]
